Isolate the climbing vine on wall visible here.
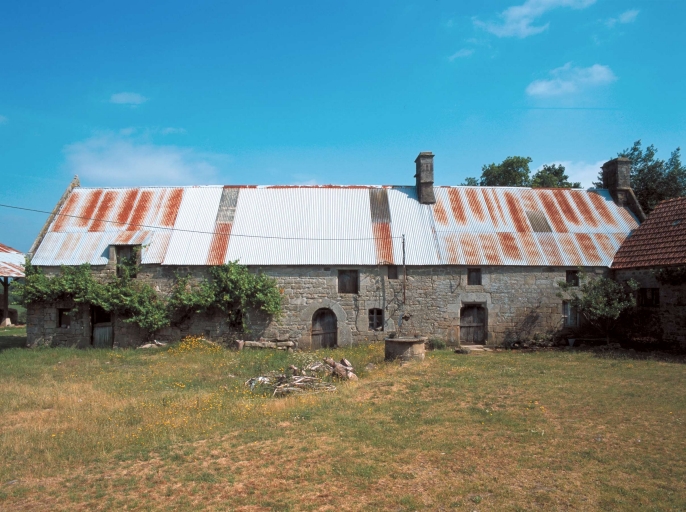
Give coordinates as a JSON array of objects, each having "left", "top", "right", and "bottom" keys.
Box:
[{"left": 22, "top": 260, "right": 282, "bottom": 336}]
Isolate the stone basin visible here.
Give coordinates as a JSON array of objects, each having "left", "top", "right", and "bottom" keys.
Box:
[{"left": 384, "top": 336, "right": 427, "bottom": 362}]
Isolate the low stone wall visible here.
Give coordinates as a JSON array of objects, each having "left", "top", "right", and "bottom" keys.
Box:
[{"left": 27, "top": 264, "right": 607, "bottom": 348}]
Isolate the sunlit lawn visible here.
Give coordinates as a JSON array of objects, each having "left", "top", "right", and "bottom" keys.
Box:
[{"left": 0, "top": 339, "right": 684, "bottom": 511}]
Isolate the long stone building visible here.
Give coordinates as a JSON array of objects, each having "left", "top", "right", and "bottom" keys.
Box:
[{"left": 27, "top": 153, "right": 644, "bottom": 349}]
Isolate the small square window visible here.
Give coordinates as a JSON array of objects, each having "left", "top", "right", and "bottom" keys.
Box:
[
  {"left": 338, "top": 270, "right": 359, "bottom": 294},
  {"left": 566, "top": 270, "right": 580, "bottom": 286},
  {"left": 388, "top": 265, "right": 399, "bottom": 280},
  {"left": 637, "top": 288, "right": 660, "bottom": 307},
  {"left": 58, "top": 308, "right": 72, "bottom": 329},
  {"left": 467, "top": 268, "right": 482, "bottom": 286},
  {"left": 368, "top": 308, "right": 384, "bottom": 331},
  {"left": 562, "top": 301, "right": 580, "bottom": 327}
]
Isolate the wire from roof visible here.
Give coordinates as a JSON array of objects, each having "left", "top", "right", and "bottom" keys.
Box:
[{"left": 0, "top": 202, "right": 402, "bottom": 241}]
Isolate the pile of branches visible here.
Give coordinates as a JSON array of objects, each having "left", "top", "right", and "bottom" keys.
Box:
[{"left": 245, "top": 358, "right": 358, "bottom": 397}]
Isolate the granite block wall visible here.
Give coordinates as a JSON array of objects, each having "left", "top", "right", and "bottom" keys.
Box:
[{"left": 27, "top": 264, "right": 608, "bottom": 348}]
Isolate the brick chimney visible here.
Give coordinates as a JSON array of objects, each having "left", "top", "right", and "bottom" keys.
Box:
[
  {"left": 601, "top": 157, "right": 646, "bottom": 222},
  {"left": 415, "top": 152, "right": 436, "bottom": 204}
]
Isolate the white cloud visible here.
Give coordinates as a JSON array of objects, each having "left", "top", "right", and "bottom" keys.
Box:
[
  {"left": 606, "top": 9, "right": 639, "bottom": 27},
  {"left": 540, "top": 160, "right": 605, "bottom": 188},
  {"left": 526, "top": 63, "right": 616, "bottom": 96},
  {"left": 475, "top": 0, "right": 596, "bottom": 38},
  {"left": 63, "top": 132, "right": 229, "bottom": 186},
  {"left": 161, "top": 127, "right": 187, "bottom": 135},
  {"left": 0, "top": 115, "right": 7, "bottom": 124},
  {"left": 448, "top": 48, "right": 475, "bottom": 60},
  {"left": 110, "top": 92, "right": 148, "bottom": 105}
]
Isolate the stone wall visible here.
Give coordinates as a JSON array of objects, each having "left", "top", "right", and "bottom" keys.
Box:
[
  {"left": 27, "top": 264, "right": 608, "bottom": 348},
  {"left": 614, "top": 268, "right": 686, "bottom": 348}
]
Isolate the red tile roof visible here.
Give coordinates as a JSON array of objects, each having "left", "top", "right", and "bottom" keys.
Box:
[{"left": 612, "top": 197, "right": 686, "bottom": 269}]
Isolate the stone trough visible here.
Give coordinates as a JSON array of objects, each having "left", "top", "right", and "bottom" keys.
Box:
[{"left": 384, "top": 336, "right": 427, "bottom": 362}]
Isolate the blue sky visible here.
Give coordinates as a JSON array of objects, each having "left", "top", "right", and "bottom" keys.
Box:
[{"left": 1, "top": 0, "right": 685, "bottom": 251}]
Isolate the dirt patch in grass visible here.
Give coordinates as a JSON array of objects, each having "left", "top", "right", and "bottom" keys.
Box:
[{"left": 0, "top": 345, "right": 684, "bottom": 510}]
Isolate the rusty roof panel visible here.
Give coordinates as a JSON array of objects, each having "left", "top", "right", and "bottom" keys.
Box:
[
  {"left": 32, "top": 184, "right": 637, "bottom": 267},
  {"left": 0, "top": 243, "right": 25, "bottom": 277}
]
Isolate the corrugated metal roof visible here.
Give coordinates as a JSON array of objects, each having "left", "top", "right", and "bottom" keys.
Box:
[
  {"left": 31, "top": 185, "right": 638, "bottom": 267},
  {"left": 612, "top": 196, "right": 686, "bottom": 269},
  {"left": 0, "top": 243, "right": 25, "bottom": 278}
]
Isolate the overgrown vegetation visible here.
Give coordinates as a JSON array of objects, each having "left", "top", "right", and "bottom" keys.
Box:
[
  {"left": 20, "top": 260, "right": 282, "bottom": 337},
  {"left": 0, "top": 342, "right": 684, "bottom": 510},
  {"left": 558, "top": 274, "right": 639, "bottom": 341}
]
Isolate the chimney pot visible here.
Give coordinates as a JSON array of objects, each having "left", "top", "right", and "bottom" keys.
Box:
[{"left": 414, "top": 152, "right": 436, "bottom": 204}]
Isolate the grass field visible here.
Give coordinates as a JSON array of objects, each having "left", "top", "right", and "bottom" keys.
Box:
[
  {"left": 0, "top": 325, "right": 27, "bottom": 351},
  {"left": 0, "top": 338, "right": 684, "bottom": 511}
]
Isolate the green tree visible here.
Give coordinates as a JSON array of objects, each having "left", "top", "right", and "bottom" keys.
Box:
[
  {"left": 531, "top": 164, "right": 581, "bottom": 188},
  {"left": 463, "top": 156, "right": 533, "bottom": 187},
  {"left": 558, "top": 274, "right": 638, "bottom": 342},
  {"left": 460, "top": 177, "right": 479, "bottom": 186},
  {"left": 595, "top": 140, "right": 686, "bottom": 214}
]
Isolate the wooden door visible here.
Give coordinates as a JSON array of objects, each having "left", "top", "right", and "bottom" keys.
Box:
[
  {"left": 311, "top": 309, "right": 337, "bottom": 349},
  {"left": 460, "top": 305, "right": 486, "bottom": 344},
  {"left": 92, "top": 306, "right": 113, "bottom": 348}
]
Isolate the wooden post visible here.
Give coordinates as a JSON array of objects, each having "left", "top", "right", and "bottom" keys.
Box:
[{"left": 1, "top": 277, "right": 9, "bottom": 327}]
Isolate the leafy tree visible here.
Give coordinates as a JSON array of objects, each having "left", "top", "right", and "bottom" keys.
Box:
[
  {"left": 531, "top": 164, "right": 581, "bottom": 188},
  {"left": 595, "top": 140, "right": 686, "bottom": 214},
  {"left": 463, "top": 156, "right": 532, "bottom": 187},
  {"left": 558, "top": 274, "right": 639, "bottom": 342},
  {"left": 478, "top": 156, "right": 533, "bottom": 186}
]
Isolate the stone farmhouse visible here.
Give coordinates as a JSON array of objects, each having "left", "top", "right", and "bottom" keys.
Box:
[
  {"left": 612, "top": 195, "right": 686, "bottom": 347},
  {"left": 27, "top": 153, "right": 644, "bottom": 349}
]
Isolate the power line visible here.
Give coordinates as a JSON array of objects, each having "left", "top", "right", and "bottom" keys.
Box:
[{"left": 0, "top": 203, "right": 402, "bottom": 242}]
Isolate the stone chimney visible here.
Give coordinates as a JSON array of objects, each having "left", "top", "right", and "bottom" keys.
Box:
[
  {"left": 601, "top": 157, "right": 646, "bottom": 222},
  {"left": 414, "top": 152, "right": 436, "bottom": 204}
]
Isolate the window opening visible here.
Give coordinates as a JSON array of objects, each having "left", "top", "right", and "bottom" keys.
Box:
[
  {"left": 562, "top": 301, "right": 580, "bottom": 327},
  {"left": 467, "top": 268, "right": 482, "bottom": 286},
  {"left": 338, "top": 270, "right": 359, "bottom": 294},
  {"left": 387, "top": 265, "right": 399, "bottom": 280},
  {"left": 566, "top": 270, "right": 580, "bottom": 286},
  {"left": 637, "top": 288, "right": 660, "bottom": 307},
  {"left": 58, "top": 308, "right": 72, "bottom": 328},
  {"left": 368, "top": 308, "right": 384, "bottom": 331}
]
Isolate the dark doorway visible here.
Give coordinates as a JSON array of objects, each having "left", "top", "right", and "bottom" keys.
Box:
[
  {"left": 92, "top": 306, "right": 113, "bottom": 348},
  {"left": 460, "top": 305, "right": 486, "bottom": 344},
  {"left": 311, "top": 308, "right": 337, "bottom": 349}
]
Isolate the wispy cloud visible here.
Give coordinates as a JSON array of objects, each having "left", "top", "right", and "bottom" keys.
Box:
[
  {"left": 475, "top": 0, "right": 596, "bottom": 38},
  {"left": 606, "top": 9, "right": 639, "bottom": 27},
  {"left": 63, "top": 132, "right": 229, "bottom": 186},
  {"left": 541, "top": 160, "right": 605, "bottom": 188},
  {"left": 526, "top": 63, "right": 616, "bottom": 96},
  {"left": 110, "top": 92, "right": 148, "bottom": 105},
  {"left": 0, "top": 115, "right": 7, "bottom": 124},
  {"left": 448, "top": 48, "right": 475, "bottom": 60}
]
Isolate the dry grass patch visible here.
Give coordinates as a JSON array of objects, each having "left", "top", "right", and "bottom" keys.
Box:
[{"left": 0, "top": 342, "right": 684, "bottom": 510}]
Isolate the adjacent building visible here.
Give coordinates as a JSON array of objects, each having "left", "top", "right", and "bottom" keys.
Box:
[
  {"left": 0, "top": 243, "right": 25, "bottom": 326},
  {"left": 27, "top": 153, "right": 643, "bottom": 349},
  {"left": 612, "top": 196, "right": 686, "bottom": 347}
]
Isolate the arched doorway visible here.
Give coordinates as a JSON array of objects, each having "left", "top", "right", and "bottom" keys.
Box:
[{"left": 311, "top": 308, "right": 337, "bottom": 349}]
